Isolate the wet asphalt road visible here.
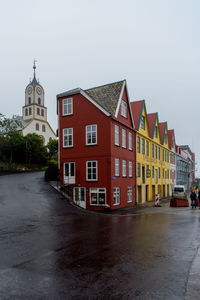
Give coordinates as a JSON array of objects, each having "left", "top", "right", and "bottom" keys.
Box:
[{"left": 0, "top": 172, "right": 200, "bottom": 300}]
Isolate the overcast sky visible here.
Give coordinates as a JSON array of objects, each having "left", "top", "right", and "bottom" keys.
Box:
[{"left": 1, "top": 0, "right": 200, "bottom": 175}]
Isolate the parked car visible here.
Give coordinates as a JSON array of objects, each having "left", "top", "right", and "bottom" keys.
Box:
[{"left": 172, "top": 185, "right": 186, "bottom": 199}]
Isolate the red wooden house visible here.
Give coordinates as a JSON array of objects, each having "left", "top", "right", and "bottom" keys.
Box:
[{"left": 57, "top": 80, "right": 136, "bottom": 210}]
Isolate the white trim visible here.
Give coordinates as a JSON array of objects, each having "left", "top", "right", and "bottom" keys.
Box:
[
  {"left": 86, "top": 160, "right": 98, "bottom": 181},
  {"left": 81, "top": 90, "right": 110, "bottom": 116},
  {"left": 63, "top": 162, "right": 75, "bottom": 184},
  {"left": 115, "top": 80, "right": 126, "bottom": 118},
  {"left": 122, "top": 160, "right": 126, "bottom": 177},
  {"left": 114, "top": 124, "right": 120, "bottom": 146},
  {"left": 90, "top": 188, "right": 106, "bottom": 206},
  {"left": 113, "top": 187, "right": 120, "bottom": 206},
  {"left": 129, "top": 161, "right": 133, "bottom": 177},
  {"left": 63, "top": 128, "right": 73, "bottom": 148},
  {"left": 85, "top": 124, "right": 97, "bottom": 145},
  {"left": 115, "top": 158, "right": 120, "bottom": 176},
  {"left": 62, "top": 97, "right": 73, "bottom": 116},
  {"left": 128, "top": 132, "right": 133, "bottom": 151},
  {"left": 122, "top": 128, "right": 126, "bottom": 148},
  {"left": 127, "top": 186, "right": 133, "bottom": 203}
]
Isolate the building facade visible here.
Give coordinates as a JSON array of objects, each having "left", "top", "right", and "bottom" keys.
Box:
[{"left": 57, "top": 80, "right": 137, "bottom": 210}]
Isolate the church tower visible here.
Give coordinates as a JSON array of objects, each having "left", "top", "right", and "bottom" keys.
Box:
[
  {"left": 21, "top": 61, "right": 56, "bottom": 145},
  {"left": 23, "top": 61, "right": 47, "bottom": 122}
]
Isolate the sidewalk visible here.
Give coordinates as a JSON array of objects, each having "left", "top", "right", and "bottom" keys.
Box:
[{"left": 49, "top": 181, "right": 171, "bottom": 215}]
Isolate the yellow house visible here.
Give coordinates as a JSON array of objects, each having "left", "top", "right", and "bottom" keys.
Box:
[{"left": 131, "top": 101, "right": 171, "bottom": 203}]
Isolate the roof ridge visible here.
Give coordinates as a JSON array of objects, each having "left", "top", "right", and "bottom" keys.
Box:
[{"left": 85, "top": 79, "right": 125, "bottom": 92}]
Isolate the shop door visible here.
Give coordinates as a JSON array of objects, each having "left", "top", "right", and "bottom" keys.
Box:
[{"left": 73, "top": 187, "right": 86, "bottom": 209}]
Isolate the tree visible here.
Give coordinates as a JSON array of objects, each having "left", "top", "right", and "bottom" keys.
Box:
[
  {"left": 0, "top": 115, "right": 23, "bottom": 134},
  {"left": 25, "top": 133, "right": 47, "bottom": 166},
  {"left": 46, "top": 139, "right": 58, "bottom": 160}
]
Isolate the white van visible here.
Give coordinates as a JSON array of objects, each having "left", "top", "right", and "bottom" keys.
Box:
[{"left": 173, "top": 185, "right": 186, "bottom": 199}]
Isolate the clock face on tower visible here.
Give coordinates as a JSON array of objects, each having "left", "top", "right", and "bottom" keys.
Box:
[
  {"left": 28, "top": 86, "right": 32, "bottom": 95},
  {"left": 36, "top": 87, "right": 42, "bottom": 95}
]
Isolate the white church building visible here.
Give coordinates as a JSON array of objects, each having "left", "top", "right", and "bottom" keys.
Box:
[{"left": 21, "top": 62, "right": 56, "bottom": 144}]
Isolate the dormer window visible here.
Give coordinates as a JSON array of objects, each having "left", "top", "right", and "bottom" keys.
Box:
[
  {"left": 38, "top": 98, "right": 41, "bottom": 105},
  {"left": 63, "top": 98, "right": 73, "bottom": 116},
  {"left": 28, "top": 97, "right": 31, "bottom": 105},
  {"left": 141, "top": 116, "right": 145, "bottom": 130},
  {"left": 164, "top": 132, "right": 167, "bottom": 143},
  {"left": 120, "top": 100, "right": 127, "bottom": 118}
]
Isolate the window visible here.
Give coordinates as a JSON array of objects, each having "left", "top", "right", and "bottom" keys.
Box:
[
  {"left": 121, "top": 100, "right": 127, "bottom": 118},
  {"left": 36, "top": 123, "right": 39, "bottom": 131},
  {"left": 25, "top": 108, "right": 28, "bottom": 116},
  {"left": 113, "top": 187, "right": 120, "bottom": 205},
  {"left": 152, "top": 144, "right": 154, "bottom": 158},
  {"left": 129, "top": 161, "right": 133, "bottom": 177},
  {"left": 155, "top": 145, "right": 158, "bottom": 159},
  {"left": 37, "top": 108, "right": 40, "bottom": 115},
  {"left": 29, "top": 107, "right": 32, "bottom": 115},
  {"left": 115, "top": 158, "right": 120, "bottom": 176},
  {"left": 122, "top": 160, "right": 126, "bottom": 177},
  {"left": 164, "top": 132, "right": 167, "bottom": 144},
  {"left": 42, "top": 125, "right": 45, "bottom": 132},
  {"left": 86, "top": 124, "right": 97, "bottom": 145},
  {"left": 86, "top": 161, "right": 98, "bottom": 181},
  {"left": 141, "top": 116, "right": 145, "bottom": 130},
  {"left": 41, "top": 109, "right": 44, "bottom": 116},
  {"left": 152, "top": 166, "right": 155, "bottom": 178},
  {"left": 128, "top": 132, "right": 132, "bottom": 150},
  {"left": 142, "top": 138, "right": 145, "bottom": 154},
  {"left": 63, "top": 128, "right": 73, "bottom": 147},
  {"left": 90, "top": 188, "right": 106, "bottom": 205},
  {"left": 137, "top": 163, "right": 141, "bottom": 177},
  {"left": 163, "top": 169, "right": 165, "bottom": 178},
  {"left": 122, "top": 129, "right": 126, "bottom": 148},
  {"left": 127, "top": 187, "right": 133, "bottom": 202},
  {"left": 63, "top": 97, "right": 73, "bottom": 116},
  {"left": 137, "top": 136, "right": 140, "bottom": 153},
  {"left": 158, "top": 147, "right": 160, "bottom": 160},
  {"left": 115, "top": 125, "right": 120, "bottom": 146},
  {"left": 64, "top": 162, "right": 75, "bottom": 184},
  {"left": 28, "top": 97, "right": 31, "bottom": 105},
  {"left": 158, "top": 167, "right": 161, "bottom": 178},
  {"left": 38, "top": 98, "right": 41, "bottom": 105},
  {"left": 146, "top": 140, "right": 149, "bottom": 156},
  {"left": 154, "top": 126, "right": 158, "bottom": 138}
]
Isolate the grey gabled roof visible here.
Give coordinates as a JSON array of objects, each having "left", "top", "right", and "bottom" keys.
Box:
[
  {"left": 56, "top": 80, "right": 125, "bottom": 116},
  {"left": 85, "top": 80, "right": 125, "bottom": 116}
]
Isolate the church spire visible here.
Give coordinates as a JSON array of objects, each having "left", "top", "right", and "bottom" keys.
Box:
[
  {"left": 31, "top": 59, "right": 39, "bottom": 85},
  {"left": 33, "top": 59, "right": 36, "bottom": 79}
]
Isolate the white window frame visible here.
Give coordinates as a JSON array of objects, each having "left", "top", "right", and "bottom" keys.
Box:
[
  {"left": 63, "top": 162, "right": 75, "bottom": 184},
  {"left": 63, "top": 128, "right": 73, "bottom": 148},
  {"left": 122, "top": 160, "right": 126, "bottom": 177},
  {"left": 122, "top": 129, "right": 126, "bottom": 148},
  {"left": 86, "top": 124, "right": 97, "bottom": 145},
  {"left": 63, "top": 97, "right": 73, "bottom": 116},
  {"left": 113, "top": 187, "right": 120, "bottom": 205},
  {"left": 115, "top": 158, "right": 120, "bottom": 176},
  {"left": 128, "top": 132, "right": 132, "bottom": 150},
  {"left": 114, "top": 125, "right": 120, "bottom": 146},
  {"left": 121, "top": 100, "right": 127, "bottom": 118},
  {"left": 127, "top": 187, "right": 133, "bottom": 203},
  {"left": 86, "top": 160, "right": 98, "bottom": 181},
  {"left": 128, "top": 161, "right": 133, "bottom": 177},
  {"left": 90, "top": 188, "right": 106, "bottom": 206}
]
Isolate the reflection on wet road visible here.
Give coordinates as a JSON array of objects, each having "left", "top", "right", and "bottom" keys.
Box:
[{"left": 0, "top": 172, "right": 200, "bottom": 299}]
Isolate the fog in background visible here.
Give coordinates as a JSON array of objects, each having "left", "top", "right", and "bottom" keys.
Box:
[{"left": 1, "top": 0, "right": 200, "bottom": 174}]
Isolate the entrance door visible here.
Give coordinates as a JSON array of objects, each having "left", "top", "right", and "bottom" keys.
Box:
[
  {"left": 73, "top": 187, "right": 86, "bottom": 209},
  {"left": 64, "top": 162, "right": 75, "bottom": 184},
  {"left": 146, "top": 185, "right": 149, "bottom": 202},
  {"left": 138, "top": 186, "right": 142, "bottom": 204}
]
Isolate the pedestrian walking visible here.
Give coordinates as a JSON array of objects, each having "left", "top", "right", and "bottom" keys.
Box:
[{"left": 190, "top": 190, "right": 197, "bottom": 209}]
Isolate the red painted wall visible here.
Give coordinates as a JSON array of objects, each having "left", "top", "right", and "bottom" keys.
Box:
[{"left": 58, "top": 86, "right": 136, "bottom": 211}]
